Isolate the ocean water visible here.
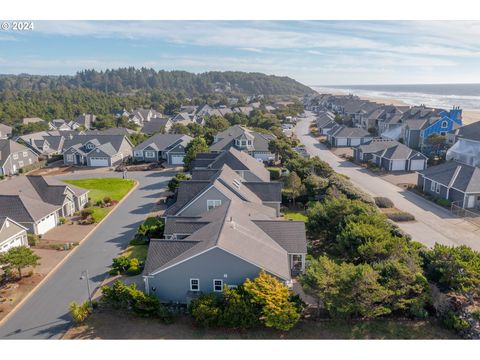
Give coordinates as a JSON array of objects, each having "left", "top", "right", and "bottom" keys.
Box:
[{"left": 312, "top": 84, "right": 480, "bottom": 112}]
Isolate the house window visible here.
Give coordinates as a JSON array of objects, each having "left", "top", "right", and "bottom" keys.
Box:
[
  {"left": 441, "top": 121, "right": 448, "bottom": 128},
  {"left": 86, "top": 144, "right": 94, "bottom": 150},
  {"left": 18, "top": 161, "right": 24, "bottom": 167},
  {"left": 66, "top": 154, "right": 74, "bottom": 162},
  {"left": 190, "top": 278, "right": 200, "bottom": 291},
  {"left": 207, "top": 200, "right": 222, "bottom": 210},
  {"left": 436, "top": 183, "right": 441, "bottom": 193},
  {"left": 430, "top": 181, "right": 436, "bottom": 192},
  {"left": 145, "top": 151, "right": 156, "bottom": 158},
  {"left": 13, "top": 153, "right": 18, "bottom": 160},
  {"left": 247, "top": 140, "right": 252, "bottom": 145},
  {"left": 213, "top": 279, "right": 223, "bottom": 292},
  {"left": 134, "top": 151, "right": 143, "bottom": 157},
  {"left": 23, "top": 151, "right": 28, "bottom": 157}
]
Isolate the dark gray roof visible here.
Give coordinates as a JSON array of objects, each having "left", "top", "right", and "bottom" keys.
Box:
[
  {"left": 210, "top": 125, "right": 275, "bottom": 153},
  {"left": 133, "top": 134, "right": 192, "bottom": 152},
  {"left": 253, "top": 220, "right": 307, "bottom": 253},
  {"left": 244, "top": 182, "right": 282, "bottom": 202},
  {"left": 164, "top": 180, "right": 211, "bottom": 215},
  {"left": 405, "top": 119, "right": 430, "bottom": 131},
  {"left": 329, "top": 126, "right": 372, "bottom": 138},
  {"left": 141, "top": 118, "right": 171, "bottom": 135},
  {"left": 62, "top": 134, "right": 130, "bottom": 154},
  {"left": 357, "top": 138, "right": 426, "bottom": 160},
  {"left": 144, "top": 239, "right": 200, "bottom": 274},
  {"left": 419, "top": 161, "right": 480, "bottom": 193},
  {"left": 191, "top": 169, "right": 220, "bottom": 180},
  {"left": 0, "top": 195, "right": 59, "bottom": 222},
  {"left": 85, "top": 128, "right": 134, "bottom": 136},
  {"left": 457, "top": 121, "right": 480, "bottom": 142}
]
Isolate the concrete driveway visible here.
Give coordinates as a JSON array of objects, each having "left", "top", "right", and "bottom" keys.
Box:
[
  {"left": 0, "top": 170, "right": 176, "bottom": 339},
  {"left": 296, "top": 112, "right": 480, "bottom": 251}
]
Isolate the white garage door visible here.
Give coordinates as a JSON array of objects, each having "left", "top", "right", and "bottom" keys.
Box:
[
  {"left": 37, "top": 213, "right": 57, "bottom": 235},
  {"left": 409, "top": 159, "right": 425, "bottom": 171},
  {"left": 350, "top": 138, "right": 361, "bottom": 146},
  {"left": 391, "top": 160, "right": 406, "bottom": 171},
  {"left": 0, "top": 236, "right": 24, "bottom": 253},
  {"left": 336, "top": 138, "right": 348, "bottom": 146},
  {"left": 90, "top": 157, "right": 109, "bottom": 167},
  {"left": 170, "top": 155, "right": 185, "bottom": 165}
]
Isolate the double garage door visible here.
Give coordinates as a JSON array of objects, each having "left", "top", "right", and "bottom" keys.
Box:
[
  {"left": 170, "top": 155, "right": 185, "bottom": 165},
  {"left": 37, "top": 213, "right": 57, "bottom": 235},
  {"left": 0, "top": 236, "right": 25, "bottom": 252},
  {"left": 89, "top": 157, "right": 110, "bottom": 167}
]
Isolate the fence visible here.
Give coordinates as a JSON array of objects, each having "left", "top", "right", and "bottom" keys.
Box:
[{"left": 451, "top": 201, "right": 480, "bottom": 228}]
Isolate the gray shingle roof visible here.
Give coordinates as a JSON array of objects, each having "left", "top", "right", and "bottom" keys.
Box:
[
  {"left": 133, "top": 134, "right": 192, "bottom": 152},
  {"left": 329, "top": 126, "right": 372, "bottom": 138},
  {"left": 244, "top": 182, "right": 282, "bottom": 202},
  {"left": 0, "top": 140, "right": 32, "bottom": 168},
  {"left": 0, "top": 195, "right": 59, "bottom": 222},
  {"left": 141, "top": 118, "right": 171, "bottom": 135},
  {"left": 0, "top": 217, "right": 27, "bottom": 244},
  {"left": 210, "top": 125, "right": 275, "bottom": 153},
  {"left": 457, "top": 121, "right": 480, "bottom": 142},
  {"left": 62, "top": 134, "right": 130, "bottom": 154},
  {"left": 419, "top": 161, "right": 480, "bottom": 193},
  {"left": 253, "top": 220, "right": 307, "bottom": 253}
]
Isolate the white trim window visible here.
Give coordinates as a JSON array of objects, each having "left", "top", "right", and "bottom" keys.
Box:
[
  {"left": 190, "top": 278, "right": 200, "bottom": 291},
  {"left": 66, "top": 154, "right": 74, "bottom": 162},
  {"left": 23, "top": 151, "right": 28, "bottom": 157},
  {"left": 441, "top": 120, "right": 448, "bottom": 128},
  {"left": 213, "top": 279, "right": 223, "bottom": 292},
  {"left": 145, "top": 150, "right": 156, "bottom": 158},
  {"left": 134, "top": 150, "right": 143, "bottom": 158},
  {"left": 430, "top": 181, "right": 436, "bottom": 192},
  {"left": 436, "top": 183, "right": 441, "bottom": 193},
  {"left": 207, "top": 199, "right": 222, "bottom": 211},
  {"left": 13, "top": 153, "right": 18, "bottom": 160}
]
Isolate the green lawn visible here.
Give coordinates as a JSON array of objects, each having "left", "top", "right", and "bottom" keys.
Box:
[
  {"left": 283, "top": 211, "right": 308, "bottom": 222},
  {"left": 64, "top": 178, "right": 136, "bottom": 202},
  {"left": 122, "top": 244, "right": 148, "bottom": 262},
  {"left": 65, "top": 178, "right": 136, "bottom": 223}
]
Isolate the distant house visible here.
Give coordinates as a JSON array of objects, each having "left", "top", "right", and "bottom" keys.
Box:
[
  {"left": 72, "top": 114, "right": 97, "bottom": 130},
  {"left": 171, "top": 112, "right": 196, "bottom": 126},
  {"left": 417, "top": 161, "right": 480, "bottom": 210},
  {"left": 141, "top": 118, "right": 172, "bottom": 135},
  {"left": 315, "top": 112, "right": 336, "bottom": 135},
  {"left": 0, "top": 124, "right": 13, "bottom": 139},
  {"left": 446, "top": 121, "right": 480, "bottom": 167},
  {"left": 327, "top": 125, "right": 373, "bottom": 147},
  {"left": 0, "top": 217, "right": 28, "bottom": 253},
  {"left": 62, "top": 134, "right": 133, "bottom": 167},
  {"left": 192, "top": 147, "right": 271, "bottom": 182},
  {"left": 133, "top": 134, "right": 192, "bottom": 165},
  {"left": 17, "top": 131, "right": 65, "bottom": 157},
  {"left": 125, "top": 109, "right": 163, "bottom": 126},
  {"left": 210, "top": 125, "right": 275, "bottom": 162},
  {"left": 165, "top": 164, "right": 282, "bottom": 217},
  {"left": 22, "top": 117, "right": 45, "bottom": 125},
  {"left": 0, "top": 176, "right": 89, "bottom": 234},
  {"left": 49, "top": 119, "right": 74, "bottom": 131},
  {"left": 0, "top": 140, "right": 39, "bottom": 176},
  {"left": 143, "top": 198, "right": 307, "bottom": 303},
  {"left": 354, "top": 138, "right": 427, "bottom": 172}
]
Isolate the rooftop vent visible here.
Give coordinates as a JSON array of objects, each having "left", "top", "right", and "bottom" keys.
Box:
[{"left": 232, "top": 179, "right": 241, "bottom": 189}]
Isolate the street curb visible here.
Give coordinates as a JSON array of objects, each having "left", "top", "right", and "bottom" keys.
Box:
[{"left": 0, "top": 179, "right": 139, "bottom": 328}]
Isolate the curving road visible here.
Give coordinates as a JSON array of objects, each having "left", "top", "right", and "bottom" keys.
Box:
[
  {"left": 0, "top": 170, "right": 174, "bottom": 339},
  {"left": 296, "top": 112, "right": 480, "bottom": 251}
]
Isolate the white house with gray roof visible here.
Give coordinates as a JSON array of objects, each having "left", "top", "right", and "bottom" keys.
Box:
[
  {"left": 446, "top": 121, "right": 480, "bottom": 167},
  {"left": 0, "top": 217, "right": 28, "bottom": 253},
  {"left": 0, "top": 175, "right": 89, "bottom": 234},
  {"left": 62, "top": 134, "right": 133, "bottom": 167},
  {"left": 133, "top": 134, "right": 192, "bottom": 165},
  {"left": 327, "top": 125, "right": 373, "bottom": 147}
]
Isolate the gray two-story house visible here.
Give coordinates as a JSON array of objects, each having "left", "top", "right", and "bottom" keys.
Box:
[{"left": 0, "top": 140, "right": 39, "bottom": 176}]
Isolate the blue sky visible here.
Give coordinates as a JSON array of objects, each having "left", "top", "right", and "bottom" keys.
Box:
[{"left": 1, "top": 20, "right": 480, "bottom": 85}]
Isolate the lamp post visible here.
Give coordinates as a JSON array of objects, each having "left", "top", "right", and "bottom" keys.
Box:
[{"left": 80, "top": 269, "right": 92, "bottom": 304}]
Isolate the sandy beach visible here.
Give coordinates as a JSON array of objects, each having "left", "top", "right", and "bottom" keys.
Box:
[{"left": 316, "top": 88, "right": 480, "bottom": 125}]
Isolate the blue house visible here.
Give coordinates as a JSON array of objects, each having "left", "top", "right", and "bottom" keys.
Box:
[{"left": 421, "top": 107, "right": 462, "bottom": 142}]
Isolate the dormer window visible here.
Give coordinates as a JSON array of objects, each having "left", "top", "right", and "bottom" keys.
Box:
[
  {"left": 86, "top": 143, "right": 95, "bottom": 150},
  {"left": 441, "top": 121, "right": 448, "bottom": 128},
  {"left": 207, "top": 200, "right": 222, "bottom": 211}
]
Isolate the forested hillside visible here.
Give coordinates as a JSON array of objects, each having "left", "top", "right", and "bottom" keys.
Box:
[{"left": 0, "top": 68, "right": 314, "bottom": 96}]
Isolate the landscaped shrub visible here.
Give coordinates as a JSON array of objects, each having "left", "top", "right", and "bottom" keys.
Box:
[
  {"left": 27, "top": 233, "right": 39, "bottom": 246},
  {"left": 435, "top": 198, "right": 451, "bottom": 207},
  {"left": 103, "top": 196, "right": 112, "bottom": 205},
  {"left": 442, "top": 311, "right": 470, "bottom": 332},
  {"left": 80, "top": 208, "right": 93, "bottom": 219},
  {"left": 189, "top": 293, "right": 222, "bottom": 328},
  {"left": 58, "top": 217, "right": 66, "bottom": 225},
  {"left": 136, "top": 217, "right": 164, "bottom": 239},
  {"left": 101, "top": 280, "right": 173, "bottom": 321},
  {"left": 374, "top": 197, "right": 394, "bottom": 209},
  {"left": 69, "top": 301, "right": 92, "bottom": 323},
  {"left": 267, "top": 167, "right": 282, "bottom": 180},
  {"left": 110, "top": 256, "right": 130, "bottom": 275},
  {"left": 167, "top": 173, "right": 190, "bottom": 192},
  {"left": 328, "top": 173, "right": 374, "bottom": 204},
  {"left": 129, "top": 237, "right": 148, "bottom": 246},
  {"left": 220, "top": 286, "right": 261, "bottom": 329},
  {"left": 126, "top": 258, "right": 142, "bottom": 276},
  {"left": 385, "top": 211, "right": 416, "bottom": 222}
]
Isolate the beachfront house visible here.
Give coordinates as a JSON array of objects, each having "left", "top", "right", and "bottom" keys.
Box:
[
  {"left": 446, "top": 121, "right": 480, "bottom": 167},
  {"left": 326, "top": 125, "right": 373, "bottom": 147}
]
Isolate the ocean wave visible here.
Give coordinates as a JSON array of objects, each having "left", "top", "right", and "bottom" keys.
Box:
[{"left": 313, "top": 86, "right": 480, "bottom": 112}]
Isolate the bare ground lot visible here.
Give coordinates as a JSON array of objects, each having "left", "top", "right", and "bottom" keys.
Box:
[{"left": 63, "top": 309, "right": 457, "bottom": 340}]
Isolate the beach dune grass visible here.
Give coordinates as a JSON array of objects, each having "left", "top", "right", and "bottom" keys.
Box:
[{"left": 64, "top": 178, "right": 136, "bottom": 222}]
